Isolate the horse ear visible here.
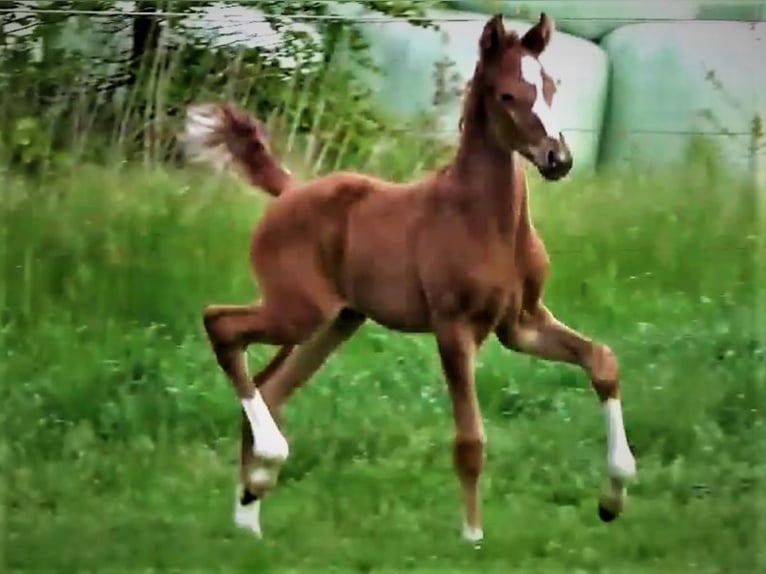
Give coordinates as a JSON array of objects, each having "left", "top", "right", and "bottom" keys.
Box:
[
  {"left": 480, "top": 14, "right": 506, "bottom": 60},
  {"left": 521, "top": 12, "right": 554, "bottom": 56}
]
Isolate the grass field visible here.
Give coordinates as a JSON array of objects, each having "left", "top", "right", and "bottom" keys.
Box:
[{"left": 2, "top": 156, "right": 764, "bottom": 573}]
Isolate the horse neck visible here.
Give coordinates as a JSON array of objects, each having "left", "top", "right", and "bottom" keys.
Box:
[{"left": 450, "top": 103, "right": 526, "bottom": 227}]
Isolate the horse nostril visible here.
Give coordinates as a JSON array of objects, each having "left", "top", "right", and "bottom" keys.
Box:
[{"left": 546, "top": 149, "right": 558, "bottom": 168}]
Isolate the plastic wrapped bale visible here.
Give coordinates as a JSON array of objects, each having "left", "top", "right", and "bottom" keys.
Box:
[
  {"left": 332, "top": 7, "right": 610, "bottom": 173},
  {"left": 599, "top": 21, "right": 765, "bottom": 182},
  {"left": 450, "top": 1, "right": 700, "bottom": 41},
  {"left": 696, "top": 1, "right": 766, "bottom": 21}
]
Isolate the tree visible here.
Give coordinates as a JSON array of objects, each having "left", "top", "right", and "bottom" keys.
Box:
[{"left": 1, "top": 0, "right": 444, "bottom": 168}]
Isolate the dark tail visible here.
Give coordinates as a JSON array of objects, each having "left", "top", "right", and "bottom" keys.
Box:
[{"left": 179, "top": 102, "right": 295, "bottom": 197}]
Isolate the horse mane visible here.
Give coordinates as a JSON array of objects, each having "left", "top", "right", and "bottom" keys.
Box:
[{"left": 458, "top": 79, "right": 473, "bottom": 133}]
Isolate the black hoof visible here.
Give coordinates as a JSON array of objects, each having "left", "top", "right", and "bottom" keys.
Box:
[{"left": 598, "top": 503, "right": 618, "bottom": 523}]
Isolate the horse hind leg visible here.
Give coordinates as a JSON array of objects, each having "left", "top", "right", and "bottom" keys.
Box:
[
  {"left": 234, "top": 344, "right": 294, "bottom": 538},
  {"left": 496, "top": 303, "right": 637, "bottom": 522},
  {"left": 216, "top": 308, "right": 365, "bottom": 537},
  {"left": 246, "top": 308, "right": 366, "bottom": 489},
  {"left": 203, "top": 303, "right": 308, "bottom": 461},
  {"left": 202, "top": 301, "right": 323, "bottom": 537}
]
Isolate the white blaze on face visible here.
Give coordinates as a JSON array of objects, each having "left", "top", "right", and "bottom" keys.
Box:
[{"left": 520, "top": 55, "right": 560, "bottom": 138}]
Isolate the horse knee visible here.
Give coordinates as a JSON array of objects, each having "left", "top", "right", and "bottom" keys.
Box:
[
  {"left": 588, "top": 343, "right": 620, "bottom": 400},
  {"left": 453, "top": 435, "right": 485, "bottom": 481}
]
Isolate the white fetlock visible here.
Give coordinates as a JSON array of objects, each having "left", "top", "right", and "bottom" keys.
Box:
[
  {"left": 603, "top": 398, "right": 637, "bottom": 482},
  {"left": 608, "top": 447, "right": 637, "bottom": 482},
  {"left": 242, "top": 393, "right": 290, "bottom": 463},
  {"left": 461, "top": 523, "right": 484, "bottom": 545},
  {"left": 253, "top": 429, "right": 289, "bottom": 464},
  {"left": 234, "top": 491, "right": 262, "bottom": 539}
]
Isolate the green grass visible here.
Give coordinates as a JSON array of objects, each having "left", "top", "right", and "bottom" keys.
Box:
[{"left": 2, "top": 158, "right": 764, "bottom": 573}]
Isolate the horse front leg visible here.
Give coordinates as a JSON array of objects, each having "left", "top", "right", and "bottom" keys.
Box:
[
  {"left": 434, "top": 320, "right": 486, "bottom": 544},
  {"left": 496, "top": 303, "right": 637, "bottom": 521}
]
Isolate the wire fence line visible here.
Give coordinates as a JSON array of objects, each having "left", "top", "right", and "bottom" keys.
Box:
[
  {"left": 12, "top": 0, "right": 759, "bottom": 5},
  {"left": 358, "top": 126, "right": 758, "bottom": 137},
  {"left": 2, "top": 7, "right": 764, "bottom": 24},
  {"left": 255, "top": 122, "right": 760, "bottom": 147},
  {"left": 12, "top": 0, "right": 759, "bottom": 6},
  {"left": 3, "top": 5, "right": 762, "bottom": 167}
]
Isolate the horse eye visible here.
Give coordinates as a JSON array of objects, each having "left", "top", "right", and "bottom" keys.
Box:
[{"left": 500, "top": 93, "right": 515, "bottom": 104}]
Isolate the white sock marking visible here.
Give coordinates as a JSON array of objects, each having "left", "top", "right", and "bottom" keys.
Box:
[
  {"left": 462, "top": 523, "right": 484, "bottom": 544},
  {"left": 234, "top": 492, "right": 262, "bottom": 538},
  {"left": 520, "top": 55, "right": 560, "bottom": 138},
  {"left": 603, "top": 398, "right": 636, "bottom": 481},
  {"left": 242, "top": 393, "right": 289, "bottom": 463}
]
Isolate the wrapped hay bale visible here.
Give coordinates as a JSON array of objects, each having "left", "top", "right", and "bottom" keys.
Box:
[{"left": 599, "top": 21, "right": 765, "bottom": 181}]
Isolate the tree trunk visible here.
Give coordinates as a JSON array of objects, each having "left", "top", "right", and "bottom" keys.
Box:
[{"left": 129, "top": 0, "right": 162, "bottom": 87}]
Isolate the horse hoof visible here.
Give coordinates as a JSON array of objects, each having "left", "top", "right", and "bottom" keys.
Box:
[
  {"left": 598, "top": 503, "right": 618, "bottom": 523},
  {"left": 461, "top": 524, "right": 484, "bottom": 545}
]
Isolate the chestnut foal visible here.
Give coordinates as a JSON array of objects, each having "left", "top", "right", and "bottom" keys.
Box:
[{"left": 182, "top": 13, "right": 636, "bottom": 543}]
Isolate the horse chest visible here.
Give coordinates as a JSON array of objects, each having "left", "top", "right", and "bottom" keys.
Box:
[
  {"left": 425, "top": 223, "right": 548, "bottom": 329},
  {"left": 425, "top": 252, "right": 513, "bottom": 324}
]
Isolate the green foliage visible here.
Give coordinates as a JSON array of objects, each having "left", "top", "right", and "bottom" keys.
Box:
[
  {"left": 2, "top": 144, "right": 763, "bottom": 570},
  {"left": 1, "top": 3, "right": 763, "bottom": 570},
  {"left": 0, "top": 0, "right": 445, "bottom": 169}
]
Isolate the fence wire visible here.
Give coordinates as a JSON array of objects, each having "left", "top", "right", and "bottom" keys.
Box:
[{"left": 2, "top": 6, "right": 765, "bottom": 23}]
